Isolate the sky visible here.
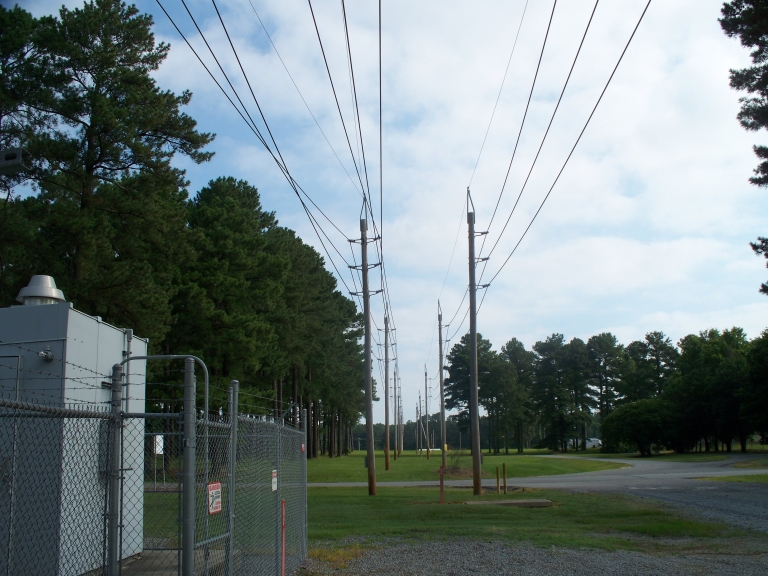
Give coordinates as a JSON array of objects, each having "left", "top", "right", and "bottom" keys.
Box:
[{"left": 20, "top": 0, "right": 768, "bottom": 423}]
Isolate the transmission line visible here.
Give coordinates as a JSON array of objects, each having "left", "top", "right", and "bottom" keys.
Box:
[
  {"left": 478, "top": 0, "right": 600, "bottom": 275},
  {"left": 479, "top": 0, "right": 653, "bottom": 307}
]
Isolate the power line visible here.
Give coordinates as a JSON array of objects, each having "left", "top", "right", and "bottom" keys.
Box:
[
  {"left": 468, "top": 0, "right": 530, "bottom": 188},
  {"left": 478, "top": 0, "right": 600, "bottom": 274},
  {"left": 307, "top": 0, "right": 368, "bottom": 197},
  {"left": 246, "top": 0, "right": 364, "bottom": 199},
  {"left": 479, "top": 0, "right": 558, "bottom": 253},
  {"left": 481, "top": 0, "right": 653, "bottom": 301},
  {"left": 157, "top": 0, "right": 360, "bottom": 302},
  {"left": 431, "top": 2, "right": 529, "bottom": 366},
  {"left": 306, "top": 0, "right": 396, "bottom": 335}
]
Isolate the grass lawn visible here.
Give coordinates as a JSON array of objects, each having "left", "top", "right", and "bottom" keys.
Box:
[
  {"left": 734, "top": 458, "right": 768, "bottom": 469},
  {"left": 307, "top": 450, "right": 624, "bottom": 483},
  {"left": 308, "top": 486, "right": 758, "bottom": 555},
  {"left": 702, "top": 474, "right": 768, "bottom": 483}
]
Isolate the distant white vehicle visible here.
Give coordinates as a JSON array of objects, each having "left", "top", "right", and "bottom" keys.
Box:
[{"left": 585, "top": 438, "right": 602, "bottom": 449}]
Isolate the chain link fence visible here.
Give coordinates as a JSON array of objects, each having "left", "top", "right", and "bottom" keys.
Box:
[
  {"left": 0, "top": 371, "right": 307, "bottom": 576},
  {"left": 0, "top": 399, "right": 114, "bottom": 576}
]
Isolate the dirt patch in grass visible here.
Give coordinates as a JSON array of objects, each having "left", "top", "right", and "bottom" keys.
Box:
[{"left": 308, "top": 544, "right": 366, "bottom": 569}]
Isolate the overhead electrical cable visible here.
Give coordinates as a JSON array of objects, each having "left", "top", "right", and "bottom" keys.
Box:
[
  {"left": 211, "top": 0, "right": 290, "bottom": 171},
  {"left": 468, "top": 0, "right": 530, "bottom": 188},
  {"left": 307, "top": 0, "right": 368, "bottom": 196},
  {"left": 478, "top": 0, "right": 600, "bottom": 275},
  {"left": 379, "top": 0, "right": 383, "bottom": 247},
  {"left": 157, "top": 0, "right": 360, "bottom": 302},
  {"left": 431, "top": 2, "right": 528, "bottom": 364},
  {"left": 305, "top": 0, "right": 396, "bottom": 332},
  {"left": 479, "top": 0, "right": 652, "bottom": 308},
  {"left": 246, "top": 0, "right": 364, "bottom": 199},
  {"left": 341, "top": 0, "right": 372, "bottom": 202},
  {"left": 479, "top": 0, "right": 558, "bottom": 254}
]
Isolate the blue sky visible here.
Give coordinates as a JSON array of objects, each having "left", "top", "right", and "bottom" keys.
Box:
[{"left": 22, "top": 0, "right": 768, "bottom": 422}]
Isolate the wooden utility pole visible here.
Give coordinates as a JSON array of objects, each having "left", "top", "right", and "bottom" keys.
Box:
[
  {"left": 424, "top": 366, "right": 430, "bottom": 459},
  {"left": 416, "top": 398, "right": 421, "bottom": 454},
  {"left": 384, "top": 316, "right": 390, "bottom": 470},
  {"left": 468, "top": 200, "right": 482, "bottom": 495},
  {"left": 438, "top": 301, "right": 447, "bottom": 469},
  {"left": 399, "top": 378, "right": 404, "bottom": 456},
  {"left": 361, "top": 218, "right": 376, "bottom": 495},
  {"left": 392, "top": 364, "right": 397, "bottom": 461}
]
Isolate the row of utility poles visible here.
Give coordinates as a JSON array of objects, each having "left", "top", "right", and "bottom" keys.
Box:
[
  {"left": 355, "top": 216, "right": 405, "bottom": 497},
  {"left": 357, "top": 185, "right": 482, "bottom": 497}
]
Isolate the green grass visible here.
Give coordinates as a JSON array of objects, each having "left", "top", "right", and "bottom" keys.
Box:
[
  {"left": 307, "top": 450, "right": 624, "bottom": 483},
  {"left": 307, "top": 486, "right": 748, "bottom": 553},
  {"left": 648, "top": 453, "right": 729, "bottom": 462},
  {"left": 702, "top": 474, "right": 768, "bottom": 483},
  {"left": 734, "top": 458, "right": 768, "bottom": 469}
]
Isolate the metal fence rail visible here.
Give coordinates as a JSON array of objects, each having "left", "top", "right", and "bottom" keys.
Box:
[{"left": 0, "top": 370, "right": 307, "bottom": 576}]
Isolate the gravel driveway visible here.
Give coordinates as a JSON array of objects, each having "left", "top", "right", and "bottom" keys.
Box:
[
  {"left": 631, "top": 481, "right": 768, "bottom": 534},
  {"left": 301, "top": 539, "right": 768, "bottom": 575}
]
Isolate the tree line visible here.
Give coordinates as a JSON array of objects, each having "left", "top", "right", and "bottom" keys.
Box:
[
  {"left": 444, "top": 328, "right": 768, "bottom": 455},
  {"left": 0, "top": 0, "right": 367, "bottom": 456}
]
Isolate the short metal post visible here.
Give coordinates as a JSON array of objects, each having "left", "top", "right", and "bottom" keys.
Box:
[
  {"left": 107, "top": 364, "right": 123, "bottom": 576},
  {"left": 182, "top": 358, "right": 196, "bottom": 576},
  {"left": 227, "top": 380, "right": 239, "bottom": 575},
  {"left": 496, "top": 466, "right": 500, "bottom": 494}
]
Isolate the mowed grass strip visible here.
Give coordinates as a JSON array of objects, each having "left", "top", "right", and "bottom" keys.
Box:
[
  {"left": 307, "top": 450, "right": 624, "bottom": 483},
  {"left": 308, "top": 486, "right": 745, "bottom": 553},
  {"left": 734, "top": 458, "right": 768, "bottom": 469},
  {"left": 702, "top": 474, "right": 768, "bottom": 483}
]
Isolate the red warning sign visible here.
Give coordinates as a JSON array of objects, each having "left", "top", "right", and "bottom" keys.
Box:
[
  {"left": 301, "top": 443, "right": 305, "bottom": 453},
  {"left": 208, "top": 482, "right": 222, "bottom": 515}
]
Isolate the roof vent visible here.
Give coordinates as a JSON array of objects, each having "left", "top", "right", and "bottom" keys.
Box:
[{"left": 16, "top": 275, "right": 66, "bottom": 306}]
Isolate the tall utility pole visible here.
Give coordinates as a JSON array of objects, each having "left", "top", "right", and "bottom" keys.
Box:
[
  {"left": 416, "top": 399, "right": 421, "bottom": 454},
  {"left": 400, "top": 379, "right": 404, "bottom": 456},
  {"left": 360, "top": 218, "right": 376, "bottom": 495},
  {"left": 424, "top": 367, "right": 430, "bottom": 459},
  {"left": 392, "top": 364, "right": 398, "bottom": 460},
  {"left": 438, "top": 301, "right": 447, "bottom": 469},
  {"left": 384, "top": 316, "right": 390, "bottom": 470},
  {"left": 468, "top": 200, "right": 482, "bottom": 495}
]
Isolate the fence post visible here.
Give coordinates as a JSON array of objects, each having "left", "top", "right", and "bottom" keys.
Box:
[
  {"left": 182, "top": 358, "right": 196, "bottom": 576},
  {"left": 302, "top": 408, "right": 308, "bottom": 559},
  {"left": 107, "top": 364, "right": 123, "bottom": 576},
  {"left": 274, "top": 417, "right": 281, "bottom": 576},
  {"left": 227, "top": 380, "right": 239, "bottom": 575}
]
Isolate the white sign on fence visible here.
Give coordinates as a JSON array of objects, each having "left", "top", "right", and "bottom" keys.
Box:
[
  {"left": 208, "top": 482, "right": 222, "bottom": 515},
  {"left": 272, "top": 469, "right": 277, "bottom": 492},
  {"left": 154, "top": 435, "right": 164, "bottom": 455}
]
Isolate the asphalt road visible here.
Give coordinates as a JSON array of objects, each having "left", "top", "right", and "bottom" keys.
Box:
[{"left": 309, "top": 453, "right": 768, "bottom": 533}]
